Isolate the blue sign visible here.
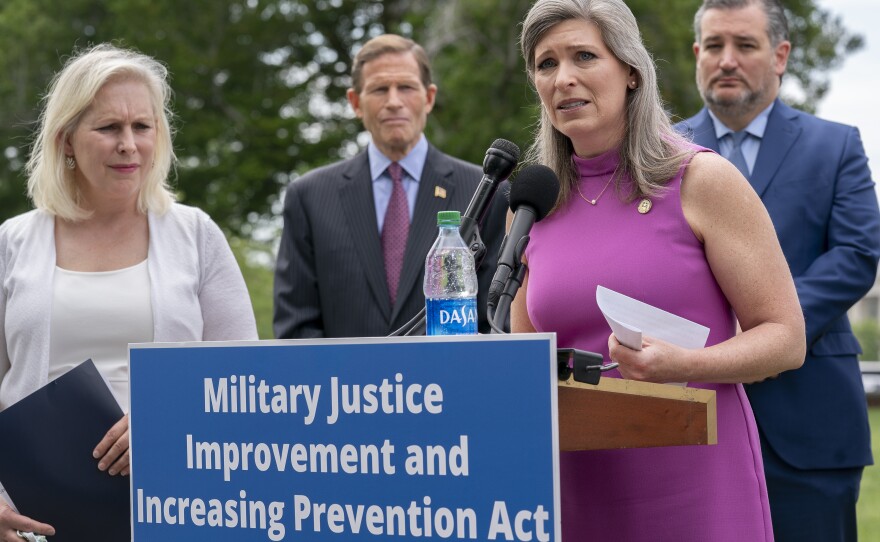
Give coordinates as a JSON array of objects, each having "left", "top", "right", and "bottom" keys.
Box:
[{"left": 129, "top": 334, "right": 560, "bottom": 541}]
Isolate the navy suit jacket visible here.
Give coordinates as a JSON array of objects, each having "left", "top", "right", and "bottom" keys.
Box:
[
  {"left": 273, "top": 144, "right": 507, "bottom": 338},
  {"left": 677, "top": 99, "right": 879, "bottom": 470}
]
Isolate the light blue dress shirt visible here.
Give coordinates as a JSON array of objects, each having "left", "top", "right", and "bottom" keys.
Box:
[
  {"left": 708, "top": 102, "right": 774, "bottom": 176},
  {"left": 368, "top": 136, "right": 428, "bottom": 233}
]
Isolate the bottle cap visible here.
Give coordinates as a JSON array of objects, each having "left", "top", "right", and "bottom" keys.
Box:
[{"left": 437, "top": 210, "right": 461, "bottom": 226}]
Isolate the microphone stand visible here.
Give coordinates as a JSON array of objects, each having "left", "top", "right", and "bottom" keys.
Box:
[
  {"left": 487, "top": 260, "right": 619, "bottom": 384},
  {"left": 487, "top": 262, "right": 524, "bottom": 334}
]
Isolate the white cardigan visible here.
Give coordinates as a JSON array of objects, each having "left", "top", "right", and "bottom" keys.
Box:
[{"left": 0, "top": 204, "right": 258, "bottom": 411}]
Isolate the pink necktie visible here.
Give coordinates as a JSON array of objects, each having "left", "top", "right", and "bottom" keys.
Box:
[{"left": 382, "top": 162, "right": 409, "bottom": 305}]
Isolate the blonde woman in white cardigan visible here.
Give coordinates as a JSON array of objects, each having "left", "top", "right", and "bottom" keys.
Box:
[{"left": 0, "top": 44, "right": 257, "bottom": 539}]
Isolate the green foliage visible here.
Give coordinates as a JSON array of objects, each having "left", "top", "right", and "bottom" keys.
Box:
[
  {"left": 628, "top": 0, "right": 707, "bottom": 122},
  {"left": 0, "top": 0, "right": 432, "bottom": 235},
  {"left": 229, "top": 237, "right": 276, "bottom": 340},
  {"left": 858, "top": 407, "right": 880, "bottom": 539},
  {"left": 416, "top": 0, "right": 538, "bottom": 164},
  {"left": 0, "top": 0, "right": 98, "bottom": 220},
  {"left": 854, "top": 319, "right": 880, "bottom": 361},
  {"left": 0, "top": 0, "right": 864, "bottom": 234}
]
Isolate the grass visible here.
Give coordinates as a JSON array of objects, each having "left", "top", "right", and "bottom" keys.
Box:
[
  {"left": 859, "top": 406, "right": 880, "bottom": 539},
  {"left": 230, "top": 237, "right": 276, "bottom": 339}
]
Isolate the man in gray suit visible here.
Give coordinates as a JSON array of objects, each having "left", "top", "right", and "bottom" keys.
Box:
[{"left": 274, "top": 34, "right": 507, "bottom": 338}]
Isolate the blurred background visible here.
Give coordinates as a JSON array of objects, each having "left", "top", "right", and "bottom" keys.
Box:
[
  {"left": 1, "top": 0, "right": 868, "bottom": 337},
  {"left": 1, "top": 0, "right": 877, "bottom": 533}
]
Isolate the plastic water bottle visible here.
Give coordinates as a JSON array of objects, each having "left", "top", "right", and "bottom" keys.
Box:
[{"left": 424, "top": 211, "right": 479, "bottom": 335}]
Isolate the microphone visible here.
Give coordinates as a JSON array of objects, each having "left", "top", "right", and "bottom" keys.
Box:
[
  {"left": 488, "top": 164, "right": 560, "bottom": 308},
  {"left": 388, "top": 138, "right": 520, "bottom": 337},
  {"left": 459, "top": 139, "right": 520, "bottom": 251}
]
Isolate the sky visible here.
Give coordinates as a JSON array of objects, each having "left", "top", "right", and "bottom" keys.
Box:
[{"left": 814, "top": 0, "right": 879, "bottom": 181}]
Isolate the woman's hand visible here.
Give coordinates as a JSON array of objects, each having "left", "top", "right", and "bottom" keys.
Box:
[
  {"left": 608, "top": 333, "right": 688, "bottom": 383},
  {"left": 93, "top": 414, "right": 130, "bottom": 476},
  {"left": 0, "top": 501, "right": 54, "bottom": 541}
]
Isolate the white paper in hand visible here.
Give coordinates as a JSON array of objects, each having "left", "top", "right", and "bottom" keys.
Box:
[{"left": 596, "top": 286, "right": 710, "bottom": 386}]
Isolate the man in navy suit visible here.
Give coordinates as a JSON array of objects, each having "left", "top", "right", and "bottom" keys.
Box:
[
  {"left": 677, "top": 1, "right": 880, "bottom": 540},
  {"left": 274, "top": 34, "right": 506, "bottom": 338}
]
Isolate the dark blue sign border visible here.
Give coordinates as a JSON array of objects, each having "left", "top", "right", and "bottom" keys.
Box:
[{"left": 129, "top": 334, "right": 560, "bottom": 541}]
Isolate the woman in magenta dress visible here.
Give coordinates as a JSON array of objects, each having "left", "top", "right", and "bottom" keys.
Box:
[{"left": 513, "top": 0, "right": 806, "bottom": 539}]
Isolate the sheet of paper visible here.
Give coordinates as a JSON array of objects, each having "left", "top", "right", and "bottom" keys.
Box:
[
  {"left": 596, "top": 286, "right": 711, "bottom": 386},
  {"left": 607, "top": 317, "right": 643, "bottom": 351},
  {"left": 597, "top": 285, "right": 710, "bottom": 349}
]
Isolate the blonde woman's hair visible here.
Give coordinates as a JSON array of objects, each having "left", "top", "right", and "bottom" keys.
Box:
[
  {"left": 26, "top": 43, "right": 176, "bottom": 220},
  {"left": 520, "top": 0, "right": 692, "bottom": 211}
]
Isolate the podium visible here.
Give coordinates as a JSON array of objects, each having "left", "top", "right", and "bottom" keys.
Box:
[
  {"left": 126, "top": 334, "right": 716, "bottom": 540},
  {"left": 558, "top": 375, "right": 717, "bottom": 451}
]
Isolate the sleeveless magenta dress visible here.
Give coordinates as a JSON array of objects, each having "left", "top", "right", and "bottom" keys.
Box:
[{"left": 525, "top": 147, "right": 773, "bottom": 541}]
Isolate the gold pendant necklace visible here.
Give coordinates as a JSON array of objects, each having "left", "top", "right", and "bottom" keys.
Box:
[{"left": 575, "top": 175, "right": 614, "bottom": 205}]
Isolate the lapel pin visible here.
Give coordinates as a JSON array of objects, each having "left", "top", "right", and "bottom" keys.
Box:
[
  {"left": 637, "top": 198, "right": 652, "bottom": 214},
  {"left": 434, "top": 186, "right": 447, "bottom": 199}
]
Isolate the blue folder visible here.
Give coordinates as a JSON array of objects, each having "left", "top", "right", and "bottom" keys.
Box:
[{"left": 0, "top": 359, "right": 130, "bottom": 541}]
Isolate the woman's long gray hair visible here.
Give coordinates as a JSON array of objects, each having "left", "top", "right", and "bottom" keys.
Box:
[{"left": 521, "top": 0, "right": 691, "bottom": 211}]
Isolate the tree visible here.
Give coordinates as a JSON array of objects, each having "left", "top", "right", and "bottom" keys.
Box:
[
  {"left": 415, "top": 0, "right": 538, "bottom": 163},
  {"left": 0, "top": 0, "right": 863, "bottom": 235},
  {"left": 422, "top": 0, "right": 864, "bottom": 168},
  {"left": 0, "top": 0, "right": 102, "bottom": 220},
  {"left": 0, "top": 0, "right": 429, "bottom": 234}
]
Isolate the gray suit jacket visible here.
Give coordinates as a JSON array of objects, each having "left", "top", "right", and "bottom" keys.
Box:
[{"left": 273, "top": 144, "right": 507, "bottom": 338}]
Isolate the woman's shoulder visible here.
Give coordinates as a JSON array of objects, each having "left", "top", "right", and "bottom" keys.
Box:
[
  {"left": 0, "top": 211, "right": 53, "bottom": 270},
  {"left": 152, "top": 203, "right": 218, "bottom": 233},
  {"left": 672, "top": 142, "right": 719, "bottom": 173},
  {"left": 158, "top": 203, "right": 231, "bottom": 250},
  {"left": 680, "top": 146, "right": 764, "bottom": 241},
  {"left": 681, "top": 149, "right": 745, "bottom": 194},
  {"left": 0, "top": 209, "right": 52, "bottom": 241},
  {"left": 149, "top": 203, "right": 228, "bottom": 256},
  {"left": 162, "top": 202, "right": 211, "bottom": 221}
]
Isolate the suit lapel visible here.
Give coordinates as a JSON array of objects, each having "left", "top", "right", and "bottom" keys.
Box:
[
  {"left": 338, "top": 153, "right": 392, "bottom": 320},
  {"left": 750, "top": 100, "right": 801, "bottom": 197},
  {"left": 686, "top": 109, "right": 720, "bottom": 152},
  {"left": 685, "top": 103, "right": 801, "bottom": 198},
  {"left": 391, "top": 146, "right": 455, "bottom": 322}
]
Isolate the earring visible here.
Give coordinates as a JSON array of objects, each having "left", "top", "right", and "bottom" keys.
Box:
[
  {"left": 629, "top": 80, "right": 638, "bottom": 89},
  {"left": 65, "top": 155, "right": 76, "bottom": 169}
]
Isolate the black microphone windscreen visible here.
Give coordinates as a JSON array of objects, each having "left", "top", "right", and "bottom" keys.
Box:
[
  {"left": 491, "top": 138, "right": 521, "bottom": 161},
  {"left": 483, "top": 139, "right": 521, "bottom": 180},
  {"left": 509, "top": 164, "right": 560, "bottom": 222}
]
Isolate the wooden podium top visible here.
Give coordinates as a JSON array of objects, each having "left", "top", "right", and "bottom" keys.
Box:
[{"left": 557, "top": 376, "right": 717, "bottom": 451}]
